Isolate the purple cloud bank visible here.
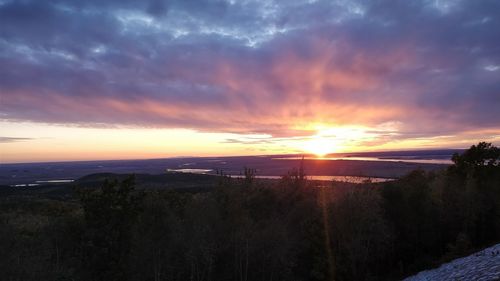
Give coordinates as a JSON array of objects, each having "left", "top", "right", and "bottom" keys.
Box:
[{"left": 1, "top": 0, "right": 499, "bottom": 140}]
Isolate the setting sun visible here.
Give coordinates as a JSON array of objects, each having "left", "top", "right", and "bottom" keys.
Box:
[
  {"left": 303, "top": 135, "right": 337, "bottom": 157},
  {"left": 298, "top": 126, "right": 374, "bottom": 157},
  {"left": 302, "top": 136, "right": 338, "bottom": 157}
]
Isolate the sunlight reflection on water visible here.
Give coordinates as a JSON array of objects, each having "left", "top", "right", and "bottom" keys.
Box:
[{"left": 273, "top": 156, "right": 453, "bottom": 164}]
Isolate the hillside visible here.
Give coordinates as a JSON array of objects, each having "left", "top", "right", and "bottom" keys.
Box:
[{"left": 405, "top": 243, "right": 500, "bottom": 280}]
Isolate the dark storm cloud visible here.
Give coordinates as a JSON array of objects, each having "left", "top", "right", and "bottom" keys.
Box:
[{"left": 0, "top": 0, "right": 499, "bottom": 140}]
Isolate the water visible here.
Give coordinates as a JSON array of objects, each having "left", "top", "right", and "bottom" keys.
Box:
[
  {"left": 166, "top": 168, "right": 213, "bottom": 174},
  {"left": 10, "top": 179, "right": 74, "bottom": 187},
  {"left": 169, "top": 168, "right": 394, "bottom": 183},
  {"left": 273, "top": 156, "right": 453, "bottom": 164},
  {"left": 35, "top": 179, "right": 75, "bottom": 183},
  {"left": 10, "top": 183, "right": 41, "bottom": 187},
  {"left": 229, "top": 175, "right": 394, "bottom": 183}
]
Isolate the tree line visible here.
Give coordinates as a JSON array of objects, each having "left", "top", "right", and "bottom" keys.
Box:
[{"left": 0, "top": 142, "right": 499, "bottom": 281}]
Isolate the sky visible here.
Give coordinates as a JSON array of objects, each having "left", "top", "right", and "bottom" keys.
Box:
[{"left": 1, "top": 0, "right": 500, "bottom": 163}]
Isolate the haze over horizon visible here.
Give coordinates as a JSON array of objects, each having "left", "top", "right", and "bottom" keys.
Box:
[{"left": 1, "top": 0, "right": 500, "bottom": 163}]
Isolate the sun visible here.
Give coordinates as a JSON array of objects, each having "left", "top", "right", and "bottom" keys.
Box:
[
  {"left": 296, "top": 125, "right": 371, "bottom": 157},
  {"left": 302, "top": 136, "right": 336, "bottom": 157}
]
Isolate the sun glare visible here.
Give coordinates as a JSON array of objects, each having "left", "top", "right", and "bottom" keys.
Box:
[
  {"left": 299, "top": 125, "right": 373, "bottom": 157},
  {"left": 302, "top": 136, "right": 337, "bottom": 157}
]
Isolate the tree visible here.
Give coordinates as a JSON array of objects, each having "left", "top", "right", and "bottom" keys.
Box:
[
  {"left": 449, "top": 143, "right": 500, "bottom": 245},
  {"left": 242, "top": 166, "right": 256, "bottom": 188},
  {"left": 331, "top": 188, "right": 393, "bottom": 280},
  {"left": 78, "top": 175, "right": 140, "bottom": 281},
  {"left": 451, "top": 142, "right": 500, "bottom": 173}
]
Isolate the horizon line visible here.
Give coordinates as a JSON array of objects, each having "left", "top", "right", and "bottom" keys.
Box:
[{"left": 0, "top": 147, "right": 467, "bottom": 165}]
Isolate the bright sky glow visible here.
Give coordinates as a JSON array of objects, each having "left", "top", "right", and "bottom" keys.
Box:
[{"left": 1, "top": 0, "right": 500, "bottom": 162}]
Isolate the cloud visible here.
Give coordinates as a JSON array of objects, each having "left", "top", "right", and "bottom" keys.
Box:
[
  {"left": 0, "top": 0, "right": 499, "bottom": 144},
  {"left": 0, "top": 137, "right": 34, "bottom": 143}
]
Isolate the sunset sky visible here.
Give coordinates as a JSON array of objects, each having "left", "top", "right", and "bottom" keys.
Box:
[{"left": 1, "top": 0, "right": 500, "bottom": 163}]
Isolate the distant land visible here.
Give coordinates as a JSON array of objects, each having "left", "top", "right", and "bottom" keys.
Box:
[{"left": 0, "top": 149, "right": 463, "bottom": 186}]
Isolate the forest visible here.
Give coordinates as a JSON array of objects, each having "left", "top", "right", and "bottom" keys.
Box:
[{"left": 0, "top": 142, "right": 499, "bottom": 281}]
